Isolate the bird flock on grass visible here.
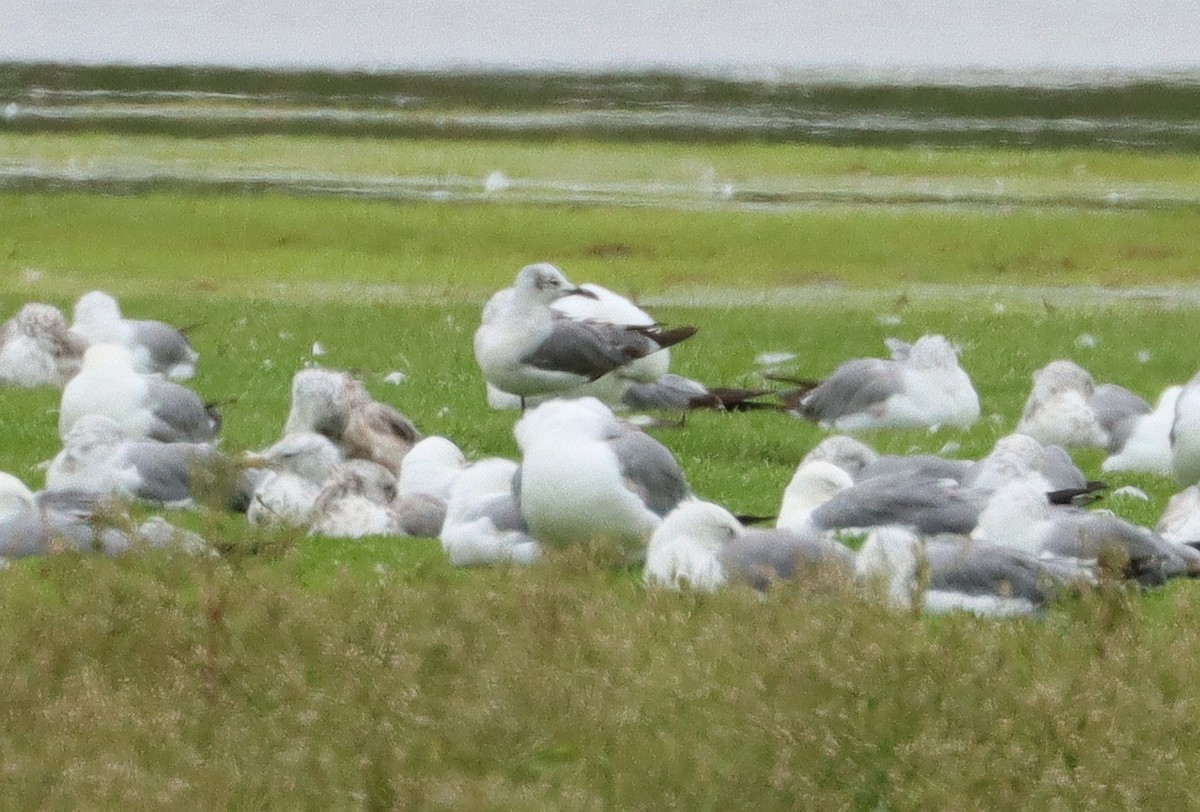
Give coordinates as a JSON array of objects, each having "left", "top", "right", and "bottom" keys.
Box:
[{"left": 4, "top": 268, "right": 1200, "bottom": 617}]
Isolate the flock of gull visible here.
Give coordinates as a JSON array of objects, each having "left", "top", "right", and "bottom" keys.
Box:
[{"left": 4, "top": 264, "right": 1200, "bottom": 616}]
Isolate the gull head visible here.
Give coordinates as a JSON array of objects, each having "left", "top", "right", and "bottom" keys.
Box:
[
  {"left": 644, "top": 499, "right": 740, "bottom": 590},
  {"left": 285, "top": 369, "right": 359, "bottom": 438},
  {"left": 906, "top": 334, "right": 960, "bottom": 370},
  {"left": 778, "top": 460, "right": 854, "bottom": 532},
  {"left": 513, "top": 263, "right": 596, "bottom": 304},
  {"left": 13, "top": 303, "right": 69, "bottom": 339},
  {"left": 514, "top": 396, "right": 618, "bottom": 449},
  {"left": 73, "top": 290, "right": 123, "bottom": 326},
  {"left": 801, "top": 435, "right": 879, "bottom": 478},
  {"left": 249, "top": 432, "right": 343, "bottom": 483},
  {"left": 1032, "top": 360, "right": 1095, "bottom": 399}
]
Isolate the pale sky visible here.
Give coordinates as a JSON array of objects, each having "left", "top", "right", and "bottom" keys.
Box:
[{"left": 3, "top": 0, "right": 1198, "bottom": 74}]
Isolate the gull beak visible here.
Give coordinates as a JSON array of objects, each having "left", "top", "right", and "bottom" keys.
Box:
[{"left": 567, "top": 287, "right": 599, "bottom": 299}]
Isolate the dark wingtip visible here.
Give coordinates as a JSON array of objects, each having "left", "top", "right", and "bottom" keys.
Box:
[
  {"left": 1046, "top": 480, "right": 1109, "bottom": 506},
  {"left": 735, "top": 513, "right": 777, "bottom": 526},
  {"left": 631, "top": 324, "right": 698, "bottom": 350},
  {"left": 702, "top": 387, "right": 786, "bottom": 412}
]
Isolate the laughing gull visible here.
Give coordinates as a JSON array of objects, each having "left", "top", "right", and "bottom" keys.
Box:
[
  {"left": 1102, "top": 385, "right": 1181, "bottom": 475},
  {"left": 515, "top": 397, "right": 691, "bottom": 559},
  {"left": 282, "top": 368, "right": 421, "bottom": 475},
  {"left": 645, "top": 499, "right": 854, "bottom": 591},
  {"left": 855, "top": 526, "right": 1092, "bottom": 616},
  {"left": 72, "top": 290, "right": 198, "bottom": 380},
  {"left": 243, "top": 432, "right": 344, "bottom": 527},
  {"left": 474, "top": 264, "right": 697, "bottom": 409},
  {"left": 0, "top": 303, "right": 88, "bottom": 387},
  {"left": 440, "top": 457, "right": 540, "bottom": 566},
  {"left": 59, "top": 344, "right": 220, "bottom": 443},
  {"left": 46, "top": 415, "right": 232, "bottom": 507},
  {"left": 785, "top": 335, "right": 979, "bottom": 431},
  {"left": 309, "top": 460, "right": 401, "bottom": 538}
]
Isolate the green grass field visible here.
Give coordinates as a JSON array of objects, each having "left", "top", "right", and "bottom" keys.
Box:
[{"left": 4, "top": 133, "right": 1200, "bottom": 806}]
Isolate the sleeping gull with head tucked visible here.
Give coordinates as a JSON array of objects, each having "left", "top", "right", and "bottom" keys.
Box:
[
  {"left": 243, "top": 432, "right": 344, "bottom": 527},
  {"left": 855, "top": 526, "right": 1092, "bottom": 616},
  {"left": 0, "top": 303, "right": 88, "bottom": 387},
  {"left": 72, "top": 290, "right": 198, "bottom": 380},
  {"left": 475, "top": 264, "right": 697, "bottom": 409},
  {"left": 645, "top": 499, "right": 854, "bottom": 591},
  {"left": 785, "top": 334, "right": 979, "bottom": 431},
  {"left": 309, "top": 460, "right": 401, "bottom": 538},
  {"left": 59, "top": 344, "right": 220, "bottom": 443},
  {"left": 1017, "top": 360, "right": 1149, "bottom": 450},
  {"left": 1102, "top": 385, "right": 1181, "bottom": 475},
  {"left": 516, "top": 397, "right": 691, "bottom": 558}
]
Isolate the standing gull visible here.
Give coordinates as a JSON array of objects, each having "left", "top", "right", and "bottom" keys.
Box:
[
  {"left": 72, "top": 290, "right": 198, "bottom": 380},
  {"left": 475, "top": 264, "right": 697, "bottom": 408},
  {"left": 59, "top": 344, "right": 220, "bottom": 443},
  {"left": 785, "top": 335, "right": 979, "bottom": 431},
  {"left": 0, "top": 303, "right": 88, "bottom": 387},
  {"left": 516, "top": 397, "right": 691, "bottom": 558}
]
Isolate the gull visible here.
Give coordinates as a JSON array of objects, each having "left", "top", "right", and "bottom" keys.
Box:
[
  {"left": 394, "top": 436, "right": 468, "bottom": 538},
  {"left": 59, "top": 344, "right": 220, "bottom": 443},
  {"left": 46, "top": 415, "right": 233, "bottom": 507},
  {"left": 974, "top": 479, "right": 1200, "bottom": 585},
  {"left": 515, "top": 397, "right": 691, "bottom": 559},
  {"left": 645, "top": 499, "right": 854, "bottom": 591},
  {"left": 0, "top": 303, "right": 88, "bottom": 387},
  {"left": 855, "top": 526, "right": 1092, "bottom": 616},
  {"left": 1157, "top": 486, "right": 1200, "bottom": 544},
  {"left": 804, "top": 469, "right": 984, "bottom": 537},
  {"left": 785, "top": 335, "right": 979, "bottom": 431},
  {"left": 1102, "top": 385, "right": 1181, "bottom": 475},
  {"left": 309, "top": 460, "right": 401, "bottom": 539},
  {"left": 802, "top": 435, "right": 972, "bottom": 483},
  {"left": 475, "top": 264, "right": 696, "bottom": 409},
  {"left": 243, "top": 432, "right": 344, "bottom": 527},
  {"left": 72, "top": 290, "right": 198, "bottom": 379},
  {"left": 282, "top": 368, "right": 421, "bottom": 475},
  {"left": 440, "top": 457, "right": 540, "bottom": 566},
  {"left": 1017, "top": 360, "right": 1149, "bottom": 450},
  {"left": 963, "top": 433, "right": 1091, "bottom": 495}
]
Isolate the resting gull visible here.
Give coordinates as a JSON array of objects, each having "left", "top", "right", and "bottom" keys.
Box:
[
  {"left": 243, "top": 432, "right": 344, "bottom": 527},
  {"left": 1170, "top": 371, "right": 1200, "bottom": 486},
  {"left": 282, "top": 368, "right": 421, "bottom": 475},
  {"left": 440, "top": 457, "right": 540, "bottom": 566},
  {"left": 72, "top": 290, "right": 198, "bottom": 380},
  {"left": 59, "top": 344, "right": 220, "bottom": 443},
  {"left": 0, "top": 303, "right": 88, "bottom": 387},
  {"left": 785, "top": 335, "right": 979, "bottom": 431},
  {"left": 855, "top": 526, "right": 1091, "bottom": 616},
  {"left": 515, "top": 397, "right": 691, "bottom": 559},
  {"left": 1017, "top": 360, "right": 1150, "bottom": 450},
  {"left": 475, "top": 264, "right": 696, "bottom": 408},
  {"left": 0, "top": 472, "right": 129, "bottom": 558},
  {"left": 46, "top": 415, "right": 232, "bottom": 507},
  {"left": 1157, "top": 486, "right": 1200, "bottom": 544},
  {"left": 309, "top": 460, "right": 401, "bottom": 539},
  {"left": 645, "top": 499, "right": 854, "bottom": 591},
  {"left": 974, "top": 480, "right": 1200, "bottom": 585}
]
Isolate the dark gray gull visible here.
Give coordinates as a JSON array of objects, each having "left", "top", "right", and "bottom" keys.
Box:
[
  {"left": 974, "top": 480, "right": 1200, "bottom": 585},
  {"left": 46, "top": 415, "right": 232, "bottom": 507},
  {"left": 72, "top": 290, "right": 198, "bottom": 380},
  {"left": 282, "top": 368, "right": 421, "bottom": 475},
  {"left": 474, "top": 264, "right": 696, "bottom": 408},
  {"left": 644, "top": 499, "right": 854, "bottom": 591},
  {"left": 785, "top": 335, "right": 980, "bottom": 431},
  {"left": 855, "top": 526, "right": 1093, "bottom": 616},
  {"left": 0, "top": 303, "right": 88, "bottom": 387},
  {"left": 440, "top": 457, "right": 540, "bottom": 566},
  {"left": 58, "top": 344, "right": 219, "bottom": 443},
  {"left": 515, "top": 397, "right": 691, "bottom": 558}
]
